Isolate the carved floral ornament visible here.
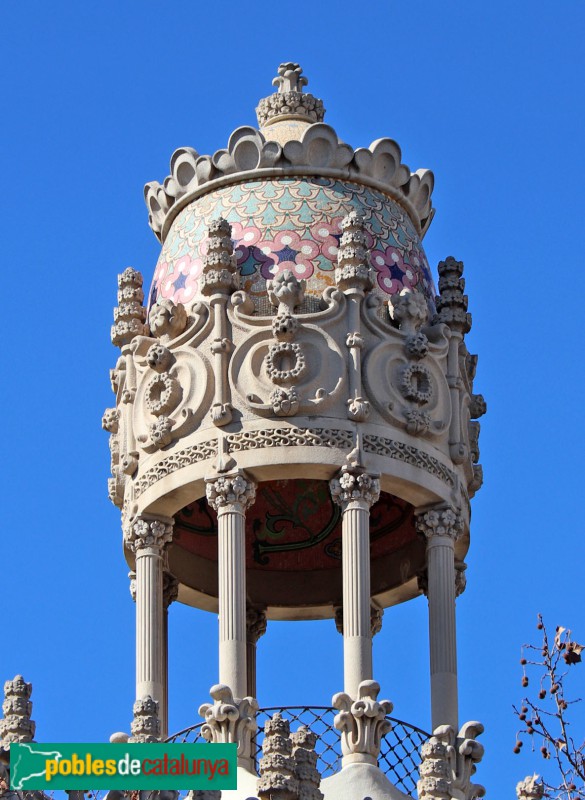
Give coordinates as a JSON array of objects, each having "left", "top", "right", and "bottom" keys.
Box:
[
  {"left": 417, "top": 722, "right": 485, "bottom": 800},
  {"left": 205, "top": 472, "right": 256, "bottom": 512},
  {"left": 332, "top": 680, "right": 393, "bottom": 762},
  {"left": 124, "top": 517, "right": 174, "bottom": 552},
  {"left": 330, "top": 470, "right": 381, "bottom": 509},
  {"left": 198, "top": 684, "right": 258, "bottom": 761}
]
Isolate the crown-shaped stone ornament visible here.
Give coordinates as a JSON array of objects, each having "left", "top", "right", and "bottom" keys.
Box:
[{"left": 256, "top": 63, "right": 325, "bottom": 128}]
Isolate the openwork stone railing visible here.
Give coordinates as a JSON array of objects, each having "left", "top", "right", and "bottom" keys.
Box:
[{"left": 167, "top": 705, "right": 429, "bottom": 797}]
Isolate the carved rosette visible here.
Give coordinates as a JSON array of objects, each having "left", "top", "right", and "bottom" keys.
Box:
[
  {"left": 129, "top": 696, "right": 160, "bottom": 743},
  {"left": 199, "top": 684, "right": 259, "bottom": 763},
  {"left": 417, "top": 722, "right": 485, "bottom": 800},
  {"left": 0, "top": 676, "right": 35, "bottom": 748},
  {"left": 124, "top": 517, "right": 174, "bottom": 553},
  {"left": 516, "top": 775, "right": 545, "bottom": 800},
  {"left": 256, "top": 62, "right": 325, "bottom": 128},
  {"left": 206, "top": 472, "right": 256, "bottom": 513},
  {"left": 111, "top": 268, "right": 147, "bottom": 348},
  {"left": 291, "top": 725, "right": 323, "bottom": 800},
  {"left": 330, "top": 469, "right": 380, "bottom": 510},
  {"left": 332, "top": 680, "right": 393, "bottom": 763},
  {"left": 415, "top": 506, "right": 463, "bottom": 542},
  {"left": 257, "top": 712, "right": 299, "bottom": 800},
  {"left": 149, "top": 298, "right": 188, "bottom": 340}
]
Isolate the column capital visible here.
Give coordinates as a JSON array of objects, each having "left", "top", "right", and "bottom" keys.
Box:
[
  {"left": 334, "top": 604, "right": 384, "bottom": 637},
  {"left": 246, "top": 607, "right": 267, "bottom": 644},
  {"left": 330, "top": 468, "right": 380, "bottom": 510},
  {"left": 415, "top": 505, "right": 462, "bottom": 542},
  {"left": 124, "top": 516, "right": 174, "bottom": 553},
  {"left": 199, "top": 684, "right": 258, "bottom": 765},
  {"left": 206, "top": 471, "right": 256, "bottom": 513}
]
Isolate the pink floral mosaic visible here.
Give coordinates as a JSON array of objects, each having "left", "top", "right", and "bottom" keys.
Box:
[{"left": 149, "top": 178, "right": 435, "bottom": 310}]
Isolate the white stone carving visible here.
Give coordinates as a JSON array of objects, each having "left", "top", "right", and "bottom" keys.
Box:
[
  {"left": 257, "top": 62, "right": 325, "bottom": 128},
  {"left": 417, "top": 722, "right": 485, "bottom": 800},
  {"left": 199, "top": 684, "right": 258, "bottom": 763},
  {"left": 416, "top": 506, "right": 462, "bottom": 541},
  {"left": 332, "top": 680, "right": 393, "bottom": 763},
  {"left": 330, "top": 470, "right": 380, "bottom": 509},
  {"left": 125, "top": 517, "right": 174, "bottom": 553},
  {"left": 291, "top": 725, "right": 323, "bottom": 800},
  {"left": 257, "top": 712, "right": 299, "bottom": 800},
  {"left": 129, "top": 696, "right": 160, "bottom": 743},
  {"left": 149, "top": 298, "right": 188, "bottom": 340},
  {"left": 111, "top": 268, "right": 147, "bottom": 347},
  {"left": 0, "top": 676, "right": 35, "bottom": 748},
  {"left": 516, "top": 775, "right": 544, "bottom": 800},
  {"left": 206, "top": 472, "right": 256, "bottom": 511}
]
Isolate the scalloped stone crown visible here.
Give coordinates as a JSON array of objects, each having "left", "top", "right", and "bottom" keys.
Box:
[{"left": 144, "top": 65, "right": 435, "bottom": 244}]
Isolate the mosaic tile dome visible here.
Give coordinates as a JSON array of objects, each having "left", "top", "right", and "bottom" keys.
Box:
[{"left": 148, "top": 177, "right": 436, "bottom": 314}]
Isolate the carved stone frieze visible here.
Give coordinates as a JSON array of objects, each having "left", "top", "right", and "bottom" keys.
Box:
[
  {"left": 129, "top": 696, "right": 160, "bottom": 743},
  {"left": 0, "top": 676, "right": 35, "bottom": 748},
  {"left": 417, "top": 722, "right": 485, "bottom": 800},
  {"left": 332, "top": 680, "right": 392, "bottom": 762},
  {"left": 199, "top": 684, "right": 258, "bottom": 762}
]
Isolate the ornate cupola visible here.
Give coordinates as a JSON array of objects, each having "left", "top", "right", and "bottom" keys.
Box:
[{"left": 101, "top": 63, "right": 487, "bottom": 800}]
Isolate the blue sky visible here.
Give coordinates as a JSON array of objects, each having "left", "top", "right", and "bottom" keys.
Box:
[{"left": 2, "top": 1, "right": 584, "bottom": 797}]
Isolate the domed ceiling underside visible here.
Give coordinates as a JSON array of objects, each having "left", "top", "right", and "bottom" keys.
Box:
[
  {"left": 149, "top": 178, "right": 435, "bottom": 314},
  {"left": 170, "top": 479, "right": 425, "bottom": 614}
]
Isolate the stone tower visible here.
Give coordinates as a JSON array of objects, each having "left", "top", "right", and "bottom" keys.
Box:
[{"left": 101, "top": 63, "right": 485, "bottom": 800}]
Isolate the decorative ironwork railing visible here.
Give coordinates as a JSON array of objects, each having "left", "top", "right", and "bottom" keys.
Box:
[{"left": 167, "top": 705, "right": 429, "bottom": 797}]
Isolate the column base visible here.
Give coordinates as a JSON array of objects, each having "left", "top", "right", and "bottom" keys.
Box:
[{"left": 321, "top": 763, "right": 410, "bottom": 800}]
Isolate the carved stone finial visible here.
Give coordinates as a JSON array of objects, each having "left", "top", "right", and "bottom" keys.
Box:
[
  {"left": 330, "top": 469, "right": 380, "bottom": 510},
  {"left": 129, "top": 696, "right": 161, "bottom": 743},
  {"left": 335, "top": 212, "right": 374, "bottom": 294},
  {"left": 332, "top": 680, "right": 392, "bottom": 764},
  {"left": 516, "top": 775, "right": 545, "bottom": 800},
  {"left": 149, "top": 298, "right": 188, "bottom": 340},
  {"left": 201, "top": 218, "right": 238, "bottom": 296},
  {"left": 257, "top": 712, "right": 299, "bottom": 800},
  {"left": 256, "top": 63, "right": 325, "bottom": 127},
  {"left": 267, "top": 269, "right": 306, "bottom": 313},
  {"left": 390, "top": 290, "right": 429, "bottom": 334},
  {"left": 124, "top": 517, "right": 174, "bottom": 553},
  {"left": 206, "top": 472, "right": 256, "bottom": 512},
  {"left": 246, "top": 608, "right": 267, "bottom": 644},
  {"left": 415, "top": 506, "right": 463, "bottom": 542},
  {"left": 291, "top": 725, "right": 323, "bottom": 800},
  {"left": 435, "top": 257, "right": 471, "bottom": 334},
  {"left": 199, "top": 684, "right": 259, "bottom": 763},
  {"left": 417, "top": 722, "right": 485, "bottom": 800},
  {"left": 111, "top": 267, "right": 148, "bottom": 348},
  {"left": 0, "top": 676, "right": 35, "bottom": 748}
]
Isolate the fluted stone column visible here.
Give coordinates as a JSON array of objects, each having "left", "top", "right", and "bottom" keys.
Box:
[
  {"left": 206, "top": 472, "right": 256, "bottom": 700},
  {"left": 416, "top": 505, "right": 462, "bottom": 731},
  {"left": 246, "top": 608, "right": 267, "bottom": 699},
  {"left": 162, "top": 571, "right": 179, "bottom": 739},
  {"left": 330, "top": 468, "right": 380, "bottom": 697},
  {"left": 124, "top": 515, "right": 173, "bottom": 734}
]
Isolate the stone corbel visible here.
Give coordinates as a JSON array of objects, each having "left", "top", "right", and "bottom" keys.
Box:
[
  {"left": 332, "top": 680, "right": 392, "bottom": 765},
  {"left": 199, "top": 684, "right": 259, "bottom": 768}
]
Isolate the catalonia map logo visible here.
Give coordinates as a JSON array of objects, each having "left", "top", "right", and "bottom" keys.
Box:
[{"left": 10, "top": 743, "right": 237, "bottom": 790}]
